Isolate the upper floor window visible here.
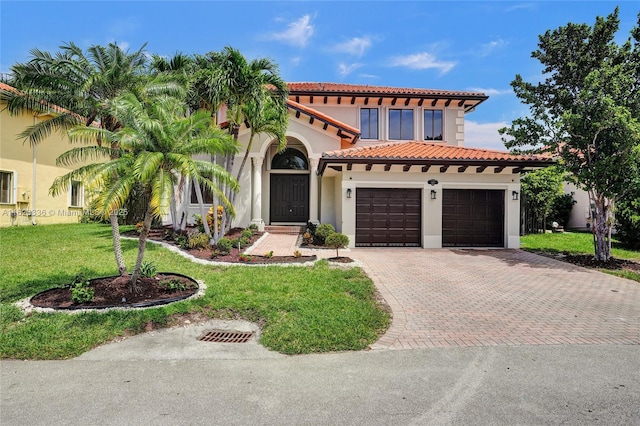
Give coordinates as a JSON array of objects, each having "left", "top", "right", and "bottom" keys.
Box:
[
  {"left": 389, "top": 109, "right": 414, "bottom": 140},
  {"left": 424, "top": 110, "right": 443, "bottom": 141},
  {"left": 360, "top": 108, "right": 379, "bottom": 140},
  {"left": 271, "top": 148, "right": 308, "bottom": 170},
  {"left": 70, "top": 181, "right": 83, "bottom": 207},
  {"left": 0, "top": 171, "right": 13, "bottom": 203}
]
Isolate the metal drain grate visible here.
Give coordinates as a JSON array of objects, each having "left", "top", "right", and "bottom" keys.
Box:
[{"left": 198, "top": 330, "right": 254, "bottom": 343}]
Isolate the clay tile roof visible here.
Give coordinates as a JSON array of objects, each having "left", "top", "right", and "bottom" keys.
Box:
[
  {"left": 319, "top": 141, "right": 553, "bottom": 174},
  {"left": 0, "top": 82, "right": 77, "bottom": 117},
  {"left": 287, "top": 99, "right": 360, "bottom": 140},
  {"left": 287, "top": 82, "right": 486, "bottom": 99}
]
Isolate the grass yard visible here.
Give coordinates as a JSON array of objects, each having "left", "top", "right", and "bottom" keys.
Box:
[
  {"left": 521, "top": 231, "right": 640, "bottom": 283},
  {"left": 0, "top": 223, "right": 390, "bottom": 359}
]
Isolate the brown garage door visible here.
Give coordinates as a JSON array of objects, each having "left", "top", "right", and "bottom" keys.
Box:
[
  {"left": 356, "top": 188, "right": 421, "bottom": 247},
  {"left": 442, "top": 189, "right": 505, "bottom": 247}
]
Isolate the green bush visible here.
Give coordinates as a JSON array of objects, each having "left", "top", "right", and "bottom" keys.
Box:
[
  {"left": 187, "top": 231, "right": 210, "bottom": 249},
  {"left": 139, "top": 261, "right": 158, "bottom": 278},
  {"left": 315, "top": 223, "right": 336, "bottom": 244},
  {"left": 70, "top": 270, "right": 94, "bottom": 304},
  {"left": 241, "top": 229, "right": 254, "bottom": 239},
  {"left": 216, "top": 237, "right": 233, "bottom": 254},
  {"left": 616, "top": 195, "right": 640, "bottom": 249},
  {"left": 549, "top": 193, "right": 576, "bottom": 227},
  {"left": 325, "top": 232, "right": 349, "bottom": 257},
  {"left": 248, "top": 223, "right": 259, "bottom": 232}
]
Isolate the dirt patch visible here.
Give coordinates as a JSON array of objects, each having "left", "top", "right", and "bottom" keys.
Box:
[
  {"left": 30, "top": 273, "right": 198, "bottom": 310},
  {"left": 328, "top": 256, "right": 354, "bottom": 263},
  {"left": 527, "top": 250, "right": 640, "bottom": 273}
]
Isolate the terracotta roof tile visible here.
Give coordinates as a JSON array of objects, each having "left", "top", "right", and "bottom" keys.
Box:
[
  {"left": 288, "top": 82, "right": 486, "bottom": 98},
  {"left": 322, "top": 141, "right": 553, "bottom": 163}
]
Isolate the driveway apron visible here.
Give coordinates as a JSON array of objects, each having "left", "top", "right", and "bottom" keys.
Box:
[{"left": 351, "top": 249, "right": 640, "bottom": 349}]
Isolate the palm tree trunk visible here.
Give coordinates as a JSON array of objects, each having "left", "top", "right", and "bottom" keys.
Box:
[
  {"left": 110, "top": 212, "right": 127, "bottom": 276},
  {"left": 193, "top": 177, "right": 213, "bottom": 241},
  {"left": 130, "top": 203, "right": 154, "bottom": 292}
]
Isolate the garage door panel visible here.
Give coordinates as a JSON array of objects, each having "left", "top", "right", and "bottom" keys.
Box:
[
  {"left": 443, "top": 189, "right": 505, "bottom": 248},
  {"left": 356, "top": 188, "right": 422, "bottom": 247}
]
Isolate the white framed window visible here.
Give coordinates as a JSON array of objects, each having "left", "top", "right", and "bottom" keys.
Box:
[
  {"left": 424, "top": 109, "right": 444, "bottom": 141},
  {"left": 0, "top": 171, "right": 15, "bottom": 204},
  {"left": 388, "top": 109, "right": 414, "bottom": 140},
  {"left": 70, "top": 181, "right": 83, "bottom": 207},
  {"left": 360, "top": 108, "right": 379, "bottom": 140}
]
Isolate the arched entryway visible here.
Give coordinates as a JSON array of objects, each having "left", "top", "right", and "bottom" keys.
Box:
[{"left": 269, "top": 147, "right": 310, "bottom": 223}]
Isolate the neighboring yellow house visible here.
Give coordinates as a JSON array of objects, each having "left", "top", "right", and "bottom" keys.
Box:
[{"left": 0, "top": 82, "right": 86, "bottom": 226}]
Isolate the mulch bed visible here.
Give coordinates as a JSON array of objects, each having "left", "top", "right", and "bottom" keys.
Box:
[
  {"left": 123, "top": 226, "right": 317, "bottom": 263},
  {"left": 527, "top": 250, "right": 640, "bottom": 273},
  {"left": 327, "top": 256, "right": 354, "bottom": 263},
  {"left": 30, "top": 273, "right": 198, "bottom": 310}
]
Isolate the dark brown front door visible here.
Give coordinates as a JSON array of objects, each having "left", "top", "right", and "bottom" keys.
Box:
[
  {"left": 270, "top": 174, "right": 309, "bottom": 223},
  {"left": 356, "top": 188, "right": 421, "bottom": 247},
  {"left": 442, "top": 189, "right": 505, "bottom": 247}
]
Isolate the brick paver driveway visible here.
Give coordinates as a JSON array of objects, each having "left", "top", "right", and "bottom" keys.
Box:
[{"left": 351, "top": 249, "right": 640, "bottom": 349}]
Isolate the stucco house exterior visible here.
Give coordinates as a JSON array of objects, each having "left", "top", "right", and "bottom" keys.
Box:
[
  {"left": 183, "top": 82, "right": 552, "bottom": 248},
  {"left": 0, "top": 82, "right": 87, "bottom": 227}
]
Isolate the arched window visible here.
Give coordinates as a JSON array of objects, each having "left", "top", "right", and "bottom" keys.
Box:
[{"left": 271, "top": 148, "right": 308, "bottom": 170}]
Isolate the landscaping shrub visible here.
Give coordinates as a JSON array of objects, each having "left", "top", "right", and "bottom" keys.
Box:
[
  {"left": 241, "top": 229, "right": 253, "bottom": 239},
  {"left": 216, "top": 237, "right": 233, "bottom": 254},
  {"left": 187, "top": 231, "right": 210, "bottom": 249},
  {"left": 248, "top": 223, "right": 259, "bottom": 232},
  {"left": 139, "top": 261, "right": 158, "bottom": 278},
  {"left": 325, "top": 232, "right": 349, "bottom": 257},
  {"left": 549, "top": 193, "right": 576, "bottom": 228},
  {"left": 70, "top": 270, "right": 94, "bottom": 304},
  {"left": 616, "top": 195, "right": 640, "bottom": 249},
  {"left": 315, "top": 223, "right": 336, "bottom": 244}
]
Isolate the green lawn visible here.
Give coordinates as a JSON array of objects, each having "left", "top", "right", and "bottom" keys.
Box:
[
  {"left": 521, "top": 231, "right": 640, "bottom": 283},
  {"left": 0, "top": 223, "right": 390, "bottom": 359}
]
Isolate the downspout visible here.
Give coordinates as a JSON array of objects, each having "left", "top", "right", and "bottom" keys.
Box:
[{"left": 32, "top": 114, "right": 37, "bottom": 225}]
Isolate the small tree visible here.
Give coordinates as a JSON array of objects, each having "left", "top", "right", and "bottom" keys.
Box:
[
  {"left": 325, "top": 233, "right": 349, "bottom": 258},
  {"left": 500, "top": 8, "right": 640, "bottom": 260},
  {"left": 521, "top": 167, "right": 564, "bottom": 232}
]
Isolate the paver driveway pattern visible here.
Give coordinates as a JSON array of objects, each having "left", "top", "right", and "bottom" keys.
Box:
[{"left": 351, "top": 249, "right": 640, "bottom": 349}]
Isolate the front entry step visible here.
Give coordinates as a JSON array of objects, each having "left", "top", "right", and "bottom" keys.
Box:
[{"left": 265, "top": 225, "right": 304, "bottom": 235}]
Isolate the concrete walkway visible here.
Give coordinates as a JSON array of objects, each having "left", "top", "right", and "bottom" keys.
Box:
[{"left": 244, "top": 232, "right": 299, "bottom": 257}]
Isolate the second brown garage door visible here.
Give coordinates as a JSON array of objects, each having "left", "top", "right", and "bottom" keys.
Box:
[
  {"left": 356, "top": 188, "right": 421, "bottom": 247},
  {"left": 442, "top": 189, "right": 505, "bottom": 247}
]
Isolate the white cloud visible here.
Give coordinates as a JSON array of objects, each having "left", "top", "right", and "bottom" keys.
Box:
[
  {"left": 333, "top": 36, "right": 372, "bottom": 57},
  {"left": 464, "top": 120, "right": 509, "bottom": 151},
  {"left": 479, "top": 37, "right": 507, "bottom": 56},
  {"left": 291, "top": 56, "right": 302, "bottom": 66},
  {"left": 268, "top": 15, "right": 314, "bottom": 48},
  {"left": 337, "top": 63, "right": 362, "bottom": 78},
  {"left": 390, "top": 52, "right": 456, "bottom": 74},
  {"left": 467, "top": 87, "right": 513, "bottom": 96}
]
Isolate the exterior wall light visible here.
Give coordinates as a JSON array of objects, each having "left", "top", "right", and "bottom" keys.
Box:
[
  {"left": 346, "top": 188, "right": 352, "bottom": 199},
  {"left": 430, "top": 189, "right": 437, "bottom": 200},
  {"left": 512, "top": 190, "right": 519, "bottom": 201}
]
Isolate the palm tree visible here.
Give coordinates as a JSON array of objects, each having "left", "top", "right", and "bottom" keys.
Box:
[
  {"left": 3, "top": 42, "right": 149, "bottom": 276},
  {"left": 51, "top": 85, "right": 238, "bottom": 290},
  {"left": 197, "top": 47, "right": 289, "bottom": 232}
]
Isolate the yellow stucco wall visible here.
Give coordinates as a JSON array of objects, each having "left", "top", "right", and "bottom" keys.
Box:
[{"left": 0, "top": 104, "right": 86, "bottom": 226}]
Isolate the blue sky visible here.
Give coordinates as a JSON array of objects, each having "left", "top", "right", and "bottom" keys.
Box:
[{"left": 1, "top": 1, "right": 638, "bottom": 150}]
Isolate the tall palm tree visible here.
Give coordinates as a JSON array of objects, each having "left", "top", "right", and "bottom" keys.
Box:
[
  {"left": 3, "top": 42, "right": 149, "bottom": 276},
  {"left": 51, "top": 86, "right": 238, "bottom": 289},
  {"left": 197, "top": 47, "right": 289, "bottom": 232}
]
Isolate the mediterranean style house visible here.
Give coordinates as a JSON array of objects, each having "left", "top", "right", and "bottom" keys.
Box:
[
  {"left": 1, "top": 81, "right": 553, "bottom": 248},
  {"left": 0, "top": 82, "right": 86, "bottom": 227},
  {"left": 184, "top": 82, "right": 552, "bottom": 248}
]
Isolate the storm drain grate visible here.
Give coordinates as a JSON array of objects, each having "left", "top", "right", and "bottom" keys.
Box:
[{"left": 198, "top": 330, "right": 254, "bottom": 343}]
